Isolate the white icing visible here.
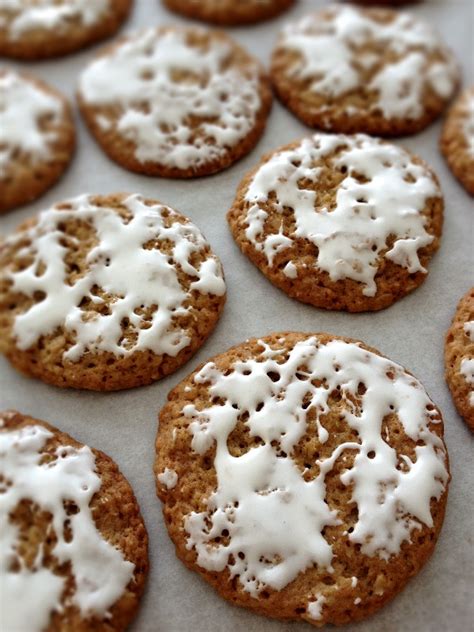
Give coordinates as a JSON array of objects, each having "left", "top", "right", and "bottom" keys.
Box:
[
  {"left": 0, "top": 0, "right": 109, "bottom": 37},
  {"left": 158, "top": 468, "right": 178, "bottom": 490},
  {"left": 0, "top": 424, "right": 134, "bottom": 631},
  {"left": 279, "top": 7, "right": 458, "bottom": 119},
  {"left": 4, "top": 194, "right": 225, "bottom": 361},
  {"left": 79, "top": 28, "right": 262, "bottom": 170},
  {"left": 460, "top": 359, "right": 474, "bottom": 406},
  {"left": 351, "top": 576, "right": 358, "bottom": 587},
  {"left": 243, "top": 133, "right": 440, "bottom": 297},
  {"left": 354, "top": 597, "right": 362, "bottom": 605},
  {"left": 464, "top": 321, "right": 474, "bottom": 341},
  {"left": 461, "top": 321, "right": 474, "bottom": 407},
  {"left": 0, "top": 71, "right": 62, "bottom": 178},
  {"left": 182, "top": 336, "right": 448, "bottom": 598},
  {"left": 307, "top": 594, "right": 326, "bottom": 620},
  {"left": 283, "top": 261, "right": 297, "bottom": 279}
]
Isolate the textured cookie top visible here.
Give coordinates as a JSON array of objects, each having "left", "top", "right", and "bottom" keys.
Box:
[
  {"left": 0, "top": 193, "right": 225, "bottom": 364},
  {"left": 445, "top": 87, "right": 474, "bottom": 156},
  {"left": 0, "top": 0, "right": 110, "bottom": 37},
  {"left": 229, "top": 133, "right": 442, "bottom": 310},
  {"left": 0, "top": 70, "right": 66, "bottom": 180},
  {"left": 156, "top": 332, "right": 449, "bottom": 625},
  {"left": 271, "top": 6, "right": 458, "bottom": 133},
  {"left": 0, "top": 415, "right": 135, "bottom": 631},
  {"left": 461, "top": 321, "right": 474, "bottom": 406},
  {"left": 462, "top": 91, "right": 474, "bottom": 156},
  {"left": 445, "top": 288, "right": 474, "bottom": 430},
  {"left": 440, "top": 87, "right": 474, "bottom": 196},
  {"left": 163, "top": 0, "right": 295, "bottom": 26},
  {"left": 78, "top": 26, "right": 268, "bottom": 173}
]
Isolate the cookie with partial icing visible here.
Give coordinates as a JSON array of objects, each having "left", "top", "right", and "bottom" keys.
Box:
[
  {"left": 77, "top": 26, "right": 272, "bottom": 178},
  {"left": 155, "top": 331, "right": 449, "bottom": 627},
  {"left": 162, "top": 0, "right": 295, "bottom": 25},
  {"left": 0, "top": 193, "right": 226, "bottom": 390},
  {"left": 445, "top": 288, "right": 474, "bottom": 430},
  {"left": 0, "top": 409, "right": 148, "bottom": 632},
  {"left": 440, "top": 87, "right": 474, "bottom": 196},
  {"left": 270, "top": 6, "right": 459, "bottom": 136},
  {"left": 0, "top": 69, "right": 75, "bottom": 214},
  {"left": 228, "top": 133, "right": 443, "bottom": 312},
  {"left": 0, "top": 0, "right": 132, "bottom": 60}
]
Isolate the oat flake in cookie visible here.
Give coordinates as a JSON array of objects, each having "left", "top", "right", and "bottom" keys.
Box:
[
  {"left": 162, "top": 0, "right": 295, "bottom": 26},
  {"left": 270, "top": 6, "right": 459, "bottom": 136},
  {"left": 440, "top": 87, "right": 474, "bottom": 196},
  {"left": 0, "top": 193, "right": 226, "bottom": 390},
  {"left": 78, "top": 26, "right": 272, "bottom": 178},
  {"left": 228, "top": 133, "right": 443, "bottom": 312},
  {"left": 0, "top": 0, "right": 132, "bottom": 59},
  {"left": 0, "top": 69, "right": 75, "bottom": 214},
  {"left": 0, "top": 410, "right": 148, "bottom": 632},
  {"left": 155, "top": 332, "right": 449, "bottom": 627},
  {"left": 445, "top": 288, "right": 474, "bottom": 431}
]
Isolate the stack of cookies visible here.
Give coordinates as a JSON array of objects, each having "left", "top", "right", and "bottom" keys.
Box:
[{"left": 0, "top": 1, "right": 471, "bottom": 631}]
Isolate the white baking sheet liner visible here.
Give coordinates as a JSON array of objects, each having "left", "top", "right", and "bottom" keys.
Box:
[{"left": 0, "top": 1, "right": 472, "bottom": 630}]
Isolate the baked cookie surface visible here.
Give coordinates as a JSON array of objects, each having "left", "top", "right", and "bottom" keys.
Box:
[
  {"left": 0, "top": 0, "right": 132, "bottom": 59},
  {"left": 155, "top": 332, "right": 449, "bottom": 627},
  {"left": 0, "top": 69, "right": 75, "bottom": 214},
  {"left": 228, "top": 133, "right": 443, "bottom": 312},
  {"left": 162, "top": 0, "right": 295, "bottom": 25},
  {"left": 78, "top": 26, "right": 272, "bottom": 178},
  {"left": 440, "top": 87, "right": 474, "bottom": 195},
  {"left": 270, "top": 6, "right": 459, "bottom": 136},
  {"left": 445, "top": 288, "right": 474, "bottom": 430},
  {"left": 0, "top": 409, "right": 148, "bottom": 632},
  {"left": 0, "top": 193, "right": 226, "bottom": 390},
  {"left": 340, "top": 1, "right": 418, "bottom": 4}
]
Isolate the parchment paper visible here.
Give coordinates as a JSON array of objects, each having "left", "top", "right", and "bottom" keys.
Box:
[{"left": 0, "top": 1, "right": 473, "bottom": 630}]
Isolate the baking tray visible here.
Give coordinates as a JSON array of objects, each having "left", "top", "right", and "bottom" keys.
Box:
[{"left": 0, "top": 1, "right": 472, "bottom": 630}]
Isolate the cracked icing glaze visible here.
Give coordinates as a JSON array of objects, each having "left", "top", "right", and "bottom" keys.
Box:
[
  {"left": 0, "top": 424, "right": 134, "bottom": 631},
  {"left": 277, "top": 6, "right": 458, "bottom": 120},
  {"left": 158, "top": 467, "right": 178, "bottom": 490},
  {"left": 0, "top": 0, "right": 109, "bottom": 37},
  {"left": 3, "top": 193, "right": 225, "bottom": 361},
  {"left": 0, "top": 70, "right": 63, "bottom": 178},
  {"left": 243, "top": 133, "right": 440, "bottom": 297},
  {"left": 460, "top": 321, "right": 474, "bottom": 406},
  {"left": 181, "top": 335, "right": 448, "bottom": 598},
  {"left": 307, "top": 594, "right": 326, "bottom": 621},
  {"left": 79, "top": 27, "right": 263, "bottom": 170}
]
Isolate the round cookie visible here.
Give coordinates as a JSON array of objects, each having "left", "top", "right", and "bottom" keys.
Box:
[
  {"left": 228, "top": 133, "right": 443, "bottom": 312},
  {"left": 445, "top": 288, "right": 474, "bottom": 430},
  {"left": 0, "top": 0, "right": 132, "bottom": 60},
  {"left": 77, "top": 26, "right": 272, "bottom": 178},
  {"left": 0, "top": 69, "right": 75, "bottom": 214},
  {"left": 154, "top": 331, "right": 450, "bottom": 627},
  {"left": 440, "top": 87, "right": 474, "bottom": 196},
  {"left": 0, "top": 193, "right": 226, "bottom": 390},
  {"left": 162, "top": 0, "right": 295, "bottom": 26},
  {"left": 270, "top": 6, "right": 459, "bottom": 136},
  {"left": 0, "top": 409, "right": 148, "bottom": 632}
]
